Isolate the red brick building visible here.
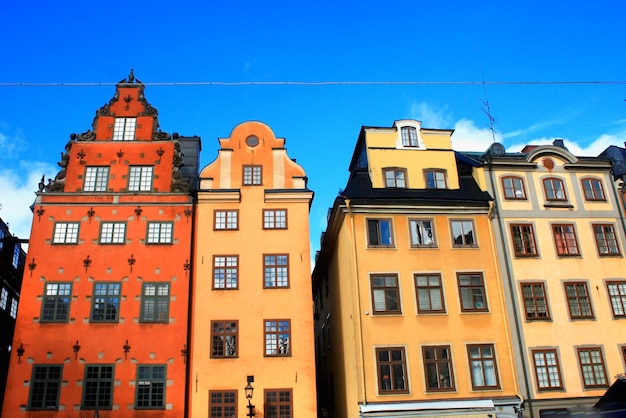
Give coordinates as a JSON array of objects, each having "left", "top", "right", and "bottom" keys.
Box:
[{"left": 2, "top": 73, "right": 199, "bottom": 417}]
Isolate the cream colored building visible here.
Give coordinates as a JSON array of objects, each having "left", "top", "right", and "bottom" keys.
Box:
[{"left": 189, "top": 121, "right": 317, "bottom": 417}]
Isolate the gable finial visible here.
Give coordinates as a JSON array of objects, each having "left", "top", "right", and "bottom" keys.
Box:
[{"left": 128, "top": 68, "right": 135, "bottom": 84}]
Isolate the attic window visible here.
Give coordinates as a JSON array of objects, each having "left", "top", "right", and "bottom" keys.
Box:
[
  {"left": 401, "top": 127, "right": 418, "bottom": 147},
  {"left": 113, "top": 118, "right": 136, "bottom": 141}
]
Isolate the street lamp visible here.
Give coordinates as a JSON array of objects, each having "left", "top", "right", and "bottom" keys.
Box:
[{"left": 245, "top": 376, "right": 256, "bottom": 418}]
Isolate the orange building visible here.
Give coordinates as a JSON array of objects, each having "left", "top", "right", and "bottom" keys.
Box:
[
  {"left": 189, "top": 121, "right": 317, "bottom": 418},
  {"left": 2, "top": 73, "right": 199, "bottom": 417}
]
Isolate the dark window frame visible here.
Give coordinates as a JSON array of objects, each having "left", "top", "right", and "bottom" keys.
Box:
[
  {"left": 28, "top": 364, "right": 63, "bottom": 410},
  {"left": 552, "top": 224, "right": 580, "bottom": 256},
  {"left": 467, "top": 344, "right": 500, "bottom": 390},
  {"left": 400, "top": 126, "right": 419, "bottom": 147},
  {"left": 112, "top": 117, "right": 136, "bottom": 141},
  {"left": 243, "top": 165, "right": 262, "bottom": 186},
  {"left": 520, "top": 282, "right": 550, "bottom": 320},
  {"left": 450, "top": 219, "right": 477, "bottom": 248},
  {"left": 366, "top": 218, "right": 394, "bottom": 248},
  {"left": 135, "top": 364, "right": 166, "bottom": 409},
  {"left": 41, "top": 282, "right": 72, "bottom": 323},
  {"left": 376, "top": 347, "right": 409, "bottom": 394},
  {"left": 211, "top": 320, "right": 238, "bottom": 358},
  {"left": 457, "top": 273, "right": 488, "bottom": 312},
  {"left": 128, "top": 165, "right": 154, "bottom": 192},
  {"left": 264, "top": 389, "right": 293, "bottom": 418},
  {"left": 146, "top": 222, "right": 173, "bottom": 244},
  {"left": 84, "top": 166, "right": 110, "bottom": 192},
  {"left": 423, "top": 345, "right": 455, "bottom": 392},
  {"left": 577, "top": 347, "right": 609, "bottom": 389},
  {"left": 213, "top": 255, "right": 239, "bottom": 290},
  {"left": 52, "top": 222, "right": 80, "bottom": 244},
  {"left": 263, "top": 209, "right": 288, "bottom": 230},
  {"left": 139, "top": 282, "right": 170, "bottom": 323},
  {"left": 424, "top": 169, "right": 448, "bottom": 189},
  {"left": 264, "top": 319, "right": 291, "bottom": 357},
  {"left": 593, "top": 224, "right": 620, "bottom": 256},
  {"left": 564, "top": 281, "right": 594, "bottom": 320},
  {"left": 511, "top": 223, "right": 538, "bottom": 257},
  {"left": 409, "top": 218, "right": 437, "bottom": 248},
  {"left": 263, "top": 254, "right": 290, "bottom": 288},
  {"left": 91, "top": 282, "right": 121, "bottom": 323},
  {"left": 532, "top": 348, "right": 563, "bottom": 391},
  {"left": 543, "top": 177, "right": 567, "bottom": 201},
  {"left": 383, "top": 167, "right": 407, "bottom": 188},
  {"left": 214, "top": 210, "right": 239, "bottom": 230},
  {"left": 415, "top": 273, "right": 445, "bottom": 314},
  {"left": 581, "top": 177, "right": 606, "bottom": 201},
  {"left": 209, "top": 390, "right": 237, "bottom": 418},
  {"left": 82, "top": 364, "right": 115, "bottom": 410},
  {"left": 370, "top": 274, "right": 401, "bottom": 314},
  {"left": 607, "top": 281, "right": 626, "bottom": 318},
  {"left": 501, "top": 176, "right": 527, "bottom": 200},
  {"left": 99, "top": 221, "right": 127, "bottom": 244}
]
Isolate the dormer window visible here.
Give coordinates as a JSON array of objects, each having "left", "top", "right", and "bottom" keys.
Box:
[
  {"left": 425, "top": 170, "right": 447, "bottom": 189},
  {"left": 401, "top": 126, "right": 418, "bottom": 147},
  {"left": 383, "top": 168, "right": 407, "bottom": 188},
  {"left": 113, "top": 117, "right": 136, "bottom": 141}
]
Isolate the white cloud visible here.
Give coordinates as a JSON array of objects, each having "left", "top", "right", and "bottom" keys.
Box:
[
  {"left": 507, "top": 131, "right": 626, "bottom": 157},
  {"left": 409, "top": 102, "right": 452, "bottom": 129},
  {"left": 451, "top": 118, "right": 503, "bottom": 152},
  {"left": 0, "top": 160, "right": 56, "bottom": 241}
]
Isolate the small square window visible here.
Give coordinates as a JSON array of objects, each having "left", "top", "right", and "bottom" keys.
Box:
[
  {"left": 211, "top": 321, "right": 238, "bottom": 358},
  {"left": 113, "top": 117, "right": 136, "bottom": 141},
  {"left": 457, "top": 273, "right": 488, "bottom": 312},
  {"left": 265, "top": 319, "right": 291, "bottom": 356},
  {"left": 593, "top": 224, "right": 620, "bottom": 256},
  {"left": 147, "top": 222, "right": 173, "bottom": 244},
  {"left": 214, "top": 210, "right": 238, "bottom": 230},
  {"left": 213, "top": 256, "right": 238, "bottom": 289},
  {"left": 415, "top": 274, "right": 445, "bottom": 313},
  {"left": 552, "top": 224, "right": 579, "bottom": 256},
  {"left": 243, "top": 165, "right": 262, "bottom": 185},
  {"left": 367, "top": 219, "right": 394, "bottom": 247},
  {"left": 383, "top": 168, "right": 407, "bottom": 188},
  {"left": 52, "top": 222, "right": 79, "bottom": 244},
  {"left": 423, "top": 345, "right": 454, "bottom": 391},
  {"left": 409, "top": 219, "right": 436, "bottom": 247},
  {"left": 371, "top": 274, "right": 400, "bottom": 314},
  {"left": 543, "top": 178, "right": 567, "bottom": 201},
  {"left": 564, "top": 282, "right": 594, "bottom": 319},
  {"left": 263, "top": 209, "right": 287, "bottom": 229},
  {"left": 376, "top": 347, "right": 408, "bottom": 393},
  {"left": 581, "top": 178, "right": 606, "bottom": 201},
  {"left": 467, "top": 344, "right": 500, "bottom": 389},
  {"left": 425, "top": 170, "right": 447, "bottom": 189},
  {"left": 521, "top": 282, "right": 550, "bottom": 320},
  {"left": 502, "top": 176, "right": 527, "bottom": 200},
  {"left": 577, "top": 347, "right": 608, "bottom": 388},
  {"left": 140, "top": 283, "right": 169, "bottom": 323},
  {"left": 84, "top": 167, "right": 110, "bottom": 192},
  {"left": 135, "top": 365, "right": 166, "bottom": 409},
  {"left": 100, "top": 222, "right": 126, "bottom": 244},
  {"left": 511, "top": 224, "right": 538, "bottom": 256},
  {"left": 210, "top": 390, "right": 237, "bottom": 418},
  {"left": 532, "top": 349, "right": 563, "bottom": 390},
  {"left": 450, "top": 219, "right": 476, "bottom": 247}
]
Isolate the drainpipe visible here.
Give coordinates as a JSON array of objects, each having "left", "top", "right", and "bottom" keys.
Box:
[
  {"left": 485, "top": 156, "right": 534, "bottom": 418},
  {"left": 344, "top": 199, "right": 368, "bottom": 410}
]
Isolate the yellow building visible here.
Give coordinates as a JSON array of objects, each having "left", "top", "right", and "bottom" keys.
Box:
[
  {"left": 313, "top": 120, "right": 522, "bottom": 418},
  {"left": 478, "top": 140, "right": 626, "bottom": 417},
  {"left": 189, "top": 121, "right": 317, "bottom": 418}
]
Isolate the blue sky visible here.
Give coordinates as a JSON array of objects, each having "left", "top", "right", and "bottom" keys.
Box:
[{"left": 1, "top": 1, "right": 625, "bottom": 265}]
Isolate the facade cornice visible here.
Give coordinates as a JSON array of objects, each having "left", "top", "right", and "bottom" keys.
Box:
[
  {"left": 264, "top": 190, "right": 314, "bottom": 204},
  {"left": 196, "top": 189, "right": 241, "bottom": 203}
]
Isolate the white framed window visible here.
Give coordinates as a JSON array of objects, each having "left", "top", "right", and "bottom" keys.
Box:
[
  {"left": 84, "top": 167, "right": 110, "bottom": 191},
  {"left": 100, "top": 222, "right": 126, "bottom": 244},
  {"left": 113, "top": 117, "right": 136, "bottom": 141},
  {"left": 243, "top": 165, "right": 262, "bottom": 185},
  {"left": 213, "top": 256, "right": 239, "bottom": 289},
  {"left": 409, "top": 219, "right": 436, "bottom": 247},
  {"left": 263, "top": 209, "right": 287, "bottom": 229},
  {"left": 147, "top": 222, "right": 173, "bottom": 244},
  {"left": 52, "top": 222, "right": 79, "bottom": 244},
  {"left": 401, "top": 126, "right": 418, "bottom": 147},
  {"left": 128, "top": 166, "right": 153, "bottom": 192},
  {"left": 215, "top": 210, "right": 238, "bottom": 230}
]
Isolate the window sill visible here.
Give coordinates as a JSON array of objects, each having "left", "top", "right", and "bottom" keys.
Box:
[{"left": 544, "top": 203, "right": 574, "bottom": 209}]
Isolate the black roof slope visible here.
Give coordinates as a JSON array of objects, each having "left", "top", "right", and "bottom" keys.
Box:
[{"left": 339, "top": 152, "right": 492, "bottom": 208}]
